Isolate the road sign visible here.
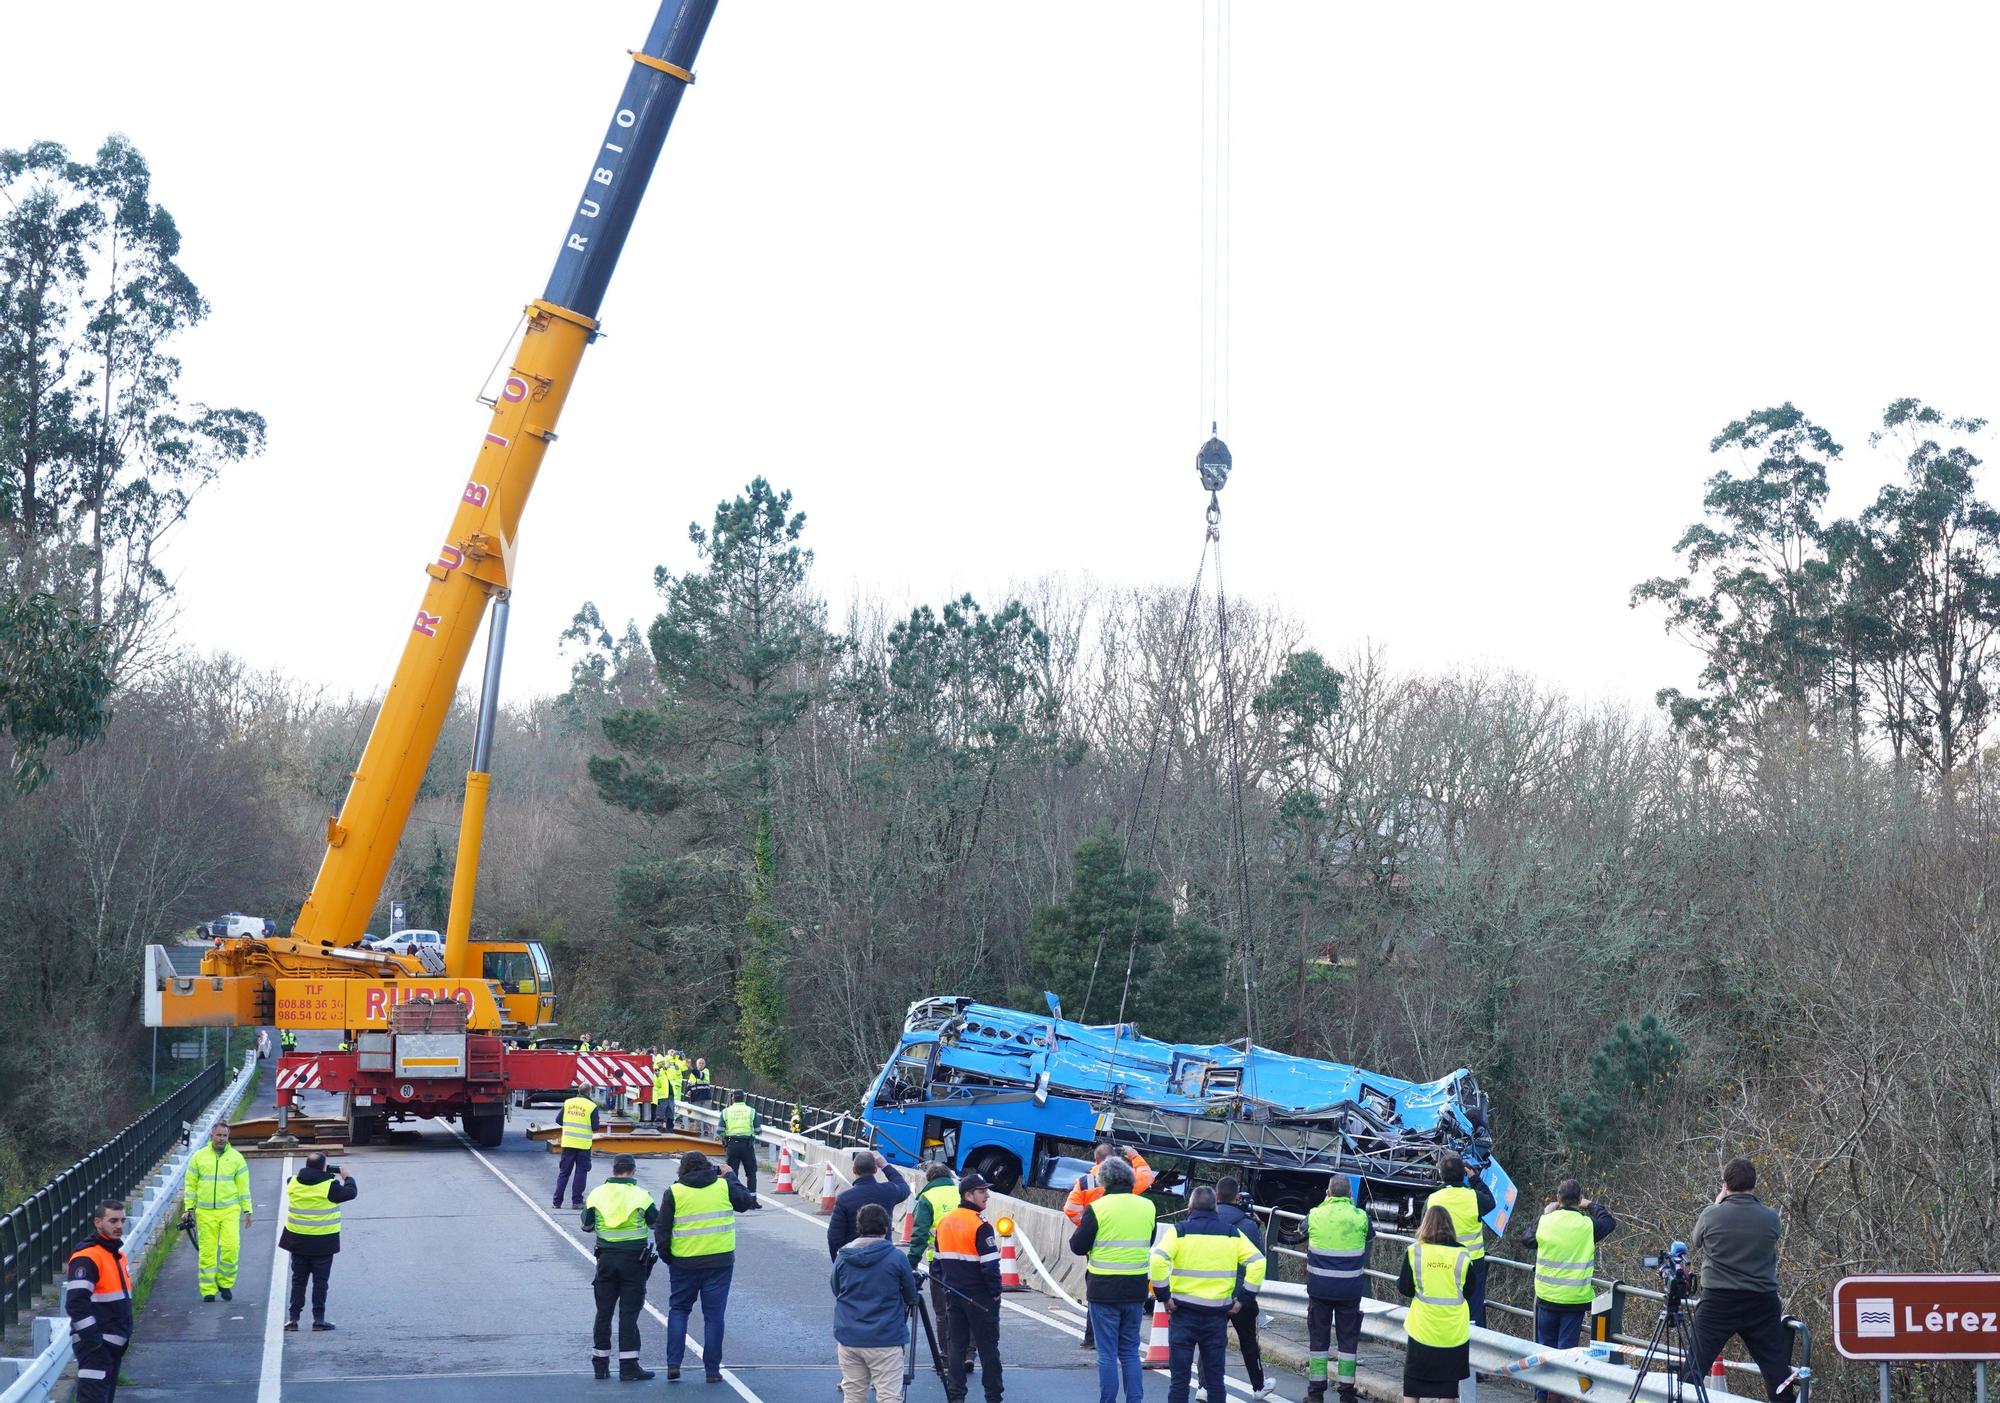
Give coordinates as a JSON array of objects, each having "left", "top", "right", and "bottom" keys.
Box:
[
  {"left": 1832, "top": 1274, "right": 2000, "bottom": 1360},
  {"left": 170, "top": 1042, "right": 202, "bottom": 1060},
  {"left": 391, "top": 899, "right": 407, "bottom": 933}
]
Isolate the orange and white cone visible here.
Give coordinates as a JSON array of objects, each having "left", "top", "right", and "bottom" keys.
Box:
[
  {"left": 899, "top": 1209, "right": 914, "bottom": 1245},
  {"left": 774, "top": 1145, "right": 794, "bottom": 1194},
  {"left": 819, "top": 1161, "right": 838, "bottom": 1214},
  {"left": 1710, "top": 1357, "right": 1729, "bottom": 1395},
  {"left": 998, "top": 1231, "right": 1026, "bottom": 1291},
  {"left": 1144, "top": 1300, "right": 1170, "bottom": 1364}
]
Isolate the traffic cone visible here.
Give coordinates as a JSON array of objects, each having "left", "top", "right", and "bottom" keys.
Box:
[
  {"left": 819, "top": 1161, "right": 838, "bottom": 1214},
  {"left": 899, "top": 1210, "right": 914, "bottom": 1245},
  {"left": 1144, "top": 1300, "right": 1170, "bottom": 1365},
  {"left": 1710, "top": 1357, "right": 1729, "bottom": 1395},
  {"left": 998, "top": 1230, "right": 1026, "bottom": 1291},
  {"left": 774, "top": 1145, "right": 794, "bottom": 1194}
]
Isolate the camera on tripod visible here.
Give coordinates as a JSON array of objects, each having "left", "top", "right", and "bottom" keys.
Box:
[{"left": 1641, "top": 1241, "right": 1698, "bottom": 1298}]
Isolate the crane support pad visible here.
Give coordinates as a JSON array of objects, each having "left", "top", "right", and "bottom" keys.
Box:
[{"left": 630, "top": 52, "right": 695, "bottom": 82}]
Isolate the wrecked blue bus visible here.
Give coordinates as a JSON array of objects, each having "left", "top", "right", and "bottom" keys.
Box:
[{"left": 861, "top": 995, "right": 1516, "bottom": 1238}]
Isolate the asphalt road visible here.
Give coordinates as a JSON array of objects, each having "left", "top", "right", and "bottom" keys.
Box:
[{"left": 117, "top": 1033, "right": 1306, "bottom": 1403}]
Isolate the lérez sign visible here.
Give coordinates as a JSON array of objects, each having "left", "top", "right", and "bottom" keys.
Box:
[{"left": 1831, "top": 1274, "right": 2000, "bottom": 1361}]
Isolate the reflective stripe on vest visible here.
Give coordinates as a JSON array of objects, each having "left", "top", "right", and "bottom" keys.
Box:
[
  {"left": 1406, "top": 1243, "right": 1471, "bottom": 1348},
  {"left": 587, "top": 1179, "right": 655, "bottom": 1246},
  {"left": 560, "top": 1097, "right": 597, "bottom": 1150},
  {"left": 1306, "top": 1198, "right": 1371, "bottom": 1285},
  {"left": 721, "top": 1102, "right": 756, "bottom": 1137},
  {"left": 669, "top": 1178, "right": 735, "bottom": 1258},
  {"left": 1533, "top": 1208, "right": 1597, "bottom": 1304},
  {"left": 920, "top": 1182, "right": 960, "bottom": 1263},
  {"left": 284, "top": 1176, "right": 341, "bottom": 1237},
  {"left": 1427, "top": 1184, "right": 1486, "bottom": 1260},
  {"left": 1087, "top": 1192, "right": 1158, "bottom": 1276}
]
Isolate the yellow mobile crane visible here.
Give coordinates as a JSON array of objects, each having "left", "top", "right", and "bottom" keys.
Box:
[{"left": 142, "top": 0, "right": 721, "bottom": 1145}]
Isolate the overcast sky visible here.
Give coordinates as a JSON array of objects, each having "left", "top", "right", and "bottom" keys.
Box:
[{"left": 8, "top": 3, "right": 1999, "bottom": 714}]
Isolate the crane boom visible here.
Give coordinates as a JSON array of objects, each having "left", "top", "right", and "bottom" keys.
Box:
[{"left": 295, "top": 1, "right": 718, "bottom": 954}]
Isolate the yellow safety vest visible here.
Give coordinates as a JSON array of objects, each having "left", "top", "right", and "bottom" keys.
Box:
[
  {"left": 185, "top": 1144, "right": 251, "bottom": 1213},
  {"left": 1149, "top": 1223, "right": 1265, "bottom": 1308},
  {"left": 1534, "top": 1207, "right": 1597, "bottom": 1305},
  {"left": 283, "top": 1176, "right": 341, "bottom": 1238},
  {"left": 668, "top": 1177, "right": 735, "bottom": 1259},
  {"left": 1087, "top": 1192, "right": 1158, "bottom": 1277},
  {"left": 919, "top": 1181, "right": 960, "bottom": 1263},
  {"left": 653, "top": 1064, "right": 673, "bottom": 1100},
  {"left": 1406, "top": 1242, "right": 1471, "bottom": 1347},
  {"left": 1306, "top": 1197, "right": 1371, "bottom": 1294},
  {"left": 721, "top": 1102, "right": 756, "bottom": 1137},
  {"left": 560, "top": 1096, "right": 597, "bottom": 1150},
  {"left": 586, "top": 1179, "right": 655, "bottom": 1248},
  {"left": 1427, "top": 1184, "right": 1486, "bottom": 1260}
]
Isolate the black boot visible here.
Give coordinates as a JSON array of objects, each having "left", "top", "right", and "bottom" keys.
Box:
[
  {"left": 594, "top": 1356, "right": 611, "bottom": 1381},
  {"left": 620, "top": 1361, "right": 657, "bottom": 1382}
]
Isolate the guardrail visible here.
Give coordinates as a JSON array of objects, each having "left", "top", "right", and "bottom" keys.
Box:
[
  {"left": 1248, "top": 1200, "right": 1812, "bottom": 1401},
  {"left": 0, "top": 1050, "right": 258, "bottom": 1403},
  {"left": 0, "top": 1059, "right": 228, "bottom": 1333},
  {"left": 707, "top": 1085, "right": 869, "bottom": 1149}
]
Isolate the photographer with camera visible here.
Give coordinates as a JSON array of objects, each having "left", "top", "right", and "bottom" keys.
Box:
[
  {"left": 279, "top": 1152, "right": 357, "bottom": 1332},
  {"left": 1425, "top": 1153, "right": 1495, "bottom": 1327},
  {"left": 1522, "top": 1179, "right": 1616, "bottom": 1403},
  {"left": 1681, "top": 1158, "right": 1794, "bottom": 1401}
]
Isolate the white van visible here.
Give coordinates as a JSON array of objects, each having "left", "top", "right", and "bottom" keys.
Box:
[{"left": 204, "top": 913, "right": 272, "bottom": 939}]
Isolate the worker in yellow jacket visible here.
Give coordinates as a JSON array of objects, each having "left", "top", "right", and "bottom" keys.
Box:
[
  {"left": 181, "top": 1120, "right": 252, "bottom": 1301},
  {"left": 1151, "top": 1185, "right": 1265, "bottom": 1403}
]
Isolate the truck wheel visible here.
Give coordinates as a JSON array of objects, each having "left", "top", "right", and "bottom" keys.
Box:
[
  {"left": 350, "top": 1114, "right": 376, "bottom": 1147},
  {"left": 466, "top": 1110, "right": 505, "bottom": 1148},
  {"left": 966, "top": 1148, "right": 1021, "bottom": 1194}
]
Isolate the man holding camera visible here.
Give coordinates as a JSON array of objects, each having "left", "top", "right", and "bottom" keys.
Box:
[
  {"left": 1522, "top": 1179, "right": 1616, "bottom": 1403},
  {"left": 1682, "top": 1158, "right": 1794, "bottom": 1401},
  {"left": 280, "top": 1152, "right": 357, "bottom": 1331}
]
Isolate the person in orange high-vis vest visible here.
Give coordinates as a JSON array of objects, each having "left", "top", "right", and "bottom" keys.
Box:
[
  {"left": 935, "top": 1174, "right": 1004, "bottom": 1403},
  {"left": 66, "top": 1200, "right": 133, "bottom": 1403}
]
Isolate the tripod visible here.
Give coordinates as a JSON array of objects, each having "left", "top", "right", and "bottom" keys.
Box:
[
  {"left": 906, "top": 1284, "right": 946, "bottom": 1387},
  {"left": 1627, "top": 1275, "right": 1707, "bottom": 1403}
]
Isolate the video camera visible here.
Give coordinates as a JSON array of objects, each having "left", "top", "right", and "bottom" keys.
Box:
[{"left": 1642, "top": 1241, "right": 1697, "bottom": 1299}]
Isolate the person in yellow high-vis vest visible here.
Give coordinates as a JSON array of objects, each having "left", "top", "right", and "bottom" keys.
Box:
[
  {"left": 181, "top": 1121, "right": 251, "bottom": 1302},
  {"left": 1521, "top": 1179, "right": 1617, "bottom": 1403},
  {"left": 1424, "top": 1152, "right": 1496, "bottom": 1327},
  {"left": 1305, "top": 1174, "right": 1374, "bottom": 1403},
  {"left": 583, "top": 1153, "right": 659, "bottom": 1380},
  {"left": 1397, "top": 1205, "right": 1471, "bottom": 1402},
  {"left": 553, "top": 1093, "right": 602, "bottom": 1209},
  {"left": 1149, "top": 1184, "right": 1265, "bottom": 1403},
  {"left": 280, "top": 1151, "right": 357, "bottom": 1330},
  {"left": 655, "top": 1150, "right": 757, "bottom": 1382},
  {"left": 1071, "top": 1154, "right": 1157, "bottom": 1403}
]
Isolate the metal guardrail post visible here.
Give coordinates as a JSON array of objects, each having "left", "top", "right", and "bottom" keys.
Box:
[{"left": 1595, "top": 1280, "right": 1626, "bottom": 1343}]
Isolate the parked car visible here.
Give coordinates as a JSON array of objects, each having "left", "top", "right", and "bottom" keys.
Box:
[
  {"left": 203, "top": 913, "right": 271, "bottom": 939},
  {"left": 365, "top": 928, "right": 445, "bottom": 958}
]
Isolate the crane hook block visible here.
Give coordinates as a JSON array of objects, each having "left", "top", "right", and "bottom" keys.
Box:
[{"left": 1197, "top": 434, "right": 1232, "bottom": 494}]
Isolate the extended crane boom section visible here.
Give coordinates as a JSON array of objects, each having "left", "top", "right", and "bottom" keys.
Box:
[{"left": 143, "top": 0, "right": 721, "bottom": 1142}]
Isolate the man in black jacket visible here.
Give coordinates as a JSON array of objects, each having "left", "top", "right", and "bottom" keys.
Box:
[
  {"left": 65, "top": 1201, "right": 131, "bottom": 1403},
  {"left": 827, "top": 1149, "right": 910, "bottom": 1259},
  {"left": 281, "top": 1153, "right": 358, "bottom": 1331},
  {"left": 655, "top": 1152, "right": 759, "bottom": 1382},
  {"left": 1682, "top": 1158, "right": 1795, "bottom": 1401},
  {"left": 1214, "top": 1177, "right": 1271, "bottom": 1399}
]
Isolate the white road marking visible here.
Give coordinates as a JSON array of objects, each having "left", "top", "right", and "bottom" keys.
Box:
[
  {"left": 256, "top": 1153, "right": 294, "bottom": 1403},
  {"left": 749, "top": 1188, "right": 1280, "bottom": 1398},
  {"left": 453, "top": 1131, "right": 765, "bottom": 1403}
]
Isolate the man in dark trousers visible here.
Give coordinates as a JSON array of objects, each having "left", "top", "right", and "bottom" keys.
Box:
[
  {"left": 656, "top": 1151, "right": 759, "bottom": 1383},
  {"left": 1522, "top": 1178, "right": 1617, "bottom": 1403},
  {"left": 1425, "top": 1151, "right": 1496, "bottom": 1326},
  {"left": 719, "top": 1096, "right": 761, "bottom": 1193},
  {"left": 1304, "top": 1175, "right": 1372, "bottom": 1403},
  {"left": 933, "top": 1172, "right": 1005, "bottom": 1403},
  {"left": 280, "top": 1152, "right": 358, "bottom": 1331},
  {"left": 828, "top": 1149, "right": 911, "bottom": 1258},
  {"left": 65, "top": 1200, "right": 131, "bottom": 1403},
  {"left": 583, "top": 1154, "right": 659, "bottom": 1380},
  {"left": 1683, "top": 1158, "right": 1796, "bottom": 1401},
  {"left": 1214, "top": 1177, "right": 1273, "bottom": 1399}
]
